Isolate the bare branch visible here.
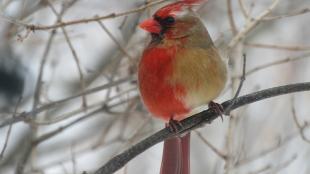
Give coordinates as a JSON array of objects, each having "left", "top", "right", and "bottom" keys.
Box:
[
  {"left": 235, "top": 134, "right": 296, "bottom": 167},
  {"left": 0, "top": 77, "right": 133, "bottom": 129},
  {"left": 228, "top": 0, "right": 280, "bottom": 48},
  {"left": 263, "top": 7, "right": 310, "bottom": 21},
  {"left": 238, "top": 0, "right": 250, "bottom": 19},
  {"left": 245, "top": 53, "right": 310, "bottom": 77},
  {"left": 61, "top": 27, "right": 88, "bottom": 108},
  {"left": 227, "top": 0, "right": 237, "bottom": 34},
  {"left": 33, "top": 107, "right": 104, "bottom": 145},
  {"left": 94, "top": 82, "right": 310, "bottom": 174},
  {"left": 245, "top": 42, "right": 310, "bottom": 51},
  {"left": 22, "top": 0, "right": 166, "bottom": 31},
  {"left": 97, "top": 21, "right": 133, "bottom": 61},
  {"left": 291, "top": 97, "right": 310, "bottom": 144},
  {"left": 224, "top": 54, "right": 246, "bottom": 114},
  {"left": 45, "top": 1, "right": 87, "bottom": 108},
  {"left": 195, "top": 130, "right": 227, "bottom": 160},
  {"left": 0, "top": 98, "right": 21, "bottom": 159},
  {"left": 32, "top": 29, "right": 56, "bottom": 110}
]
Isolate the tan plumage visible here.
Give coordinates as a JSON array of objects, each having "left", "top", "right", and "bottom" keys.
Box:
[{"left": 170, "top": 46, "right": 227, "bottom": 109}]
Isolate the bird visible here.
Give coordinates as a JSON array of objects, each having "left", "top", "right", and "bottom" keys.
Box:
[{"left": 138, "top": 0, "right": 227, "bottom": 173}]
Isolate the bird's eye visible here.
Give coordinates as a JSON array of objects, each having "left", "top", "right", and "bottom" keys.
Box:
[{"left": 162, "top": 16, "right": 175, "bottom": 25}]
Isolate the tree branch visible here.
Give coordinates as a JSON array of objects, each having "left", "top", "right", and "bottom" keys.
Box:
[
  {"left": 23, "top": 0, "right": 166, "bottom": 31},
  {"left": 94, "top": 82, "right": 310, "bottom": 174},
  {"left": 0, "top": 77, "right": 133, "bottom": 129},
  {"left": 228, "top": 0, "right": 279, "bottom": 48}
]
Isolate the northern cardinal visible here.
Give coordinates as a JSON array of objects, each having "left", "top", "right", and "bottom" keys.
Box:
[{"left": 138, "top": 0, "right": 227, "bottom": 173}]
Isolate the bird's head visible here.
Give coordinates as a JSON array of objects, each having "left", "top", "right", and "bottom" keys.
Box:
[{"left": 139, "top": 0, "right": 206, "bottom": 41}]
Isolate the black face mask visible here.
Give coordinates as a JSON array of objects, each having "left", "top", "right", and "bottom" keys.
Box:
[{"left": 150, "top": 15, "right": 176, "bottom": 43}]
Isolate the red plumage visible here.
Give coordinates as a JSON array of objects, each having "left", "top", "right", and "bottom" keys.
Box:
[
  {"left": 155, "top": 0, "right": 206, "bottom": 18},
  {"left": 138, "top": 46, "right": 189, "bottom": 121},
  {"left": 182, "top": 0, "right": 205, "bottom": 3}
]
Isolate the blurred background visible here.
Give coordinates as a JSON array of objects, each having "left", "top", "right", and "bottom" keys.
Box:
[{"left": 0, "top": 0, "right": 310, "bottom": 173}]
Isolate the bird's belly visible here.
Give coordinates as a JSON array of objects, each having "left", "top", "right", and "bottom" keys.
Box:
[
  {"left": 171, "top": 47, "right": 227, "bottom": 109},
  {"left": 138, "top": 46, "right": 189, "bottom": 121},
  {"left": 139, "top": 79, "right": 189, "bottom": 121}
]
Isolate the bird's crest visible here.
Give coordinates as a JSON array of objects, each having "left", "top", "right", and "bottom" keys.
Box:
[{"left": 154, "top": 0, "right": 206, "bottom": 18}]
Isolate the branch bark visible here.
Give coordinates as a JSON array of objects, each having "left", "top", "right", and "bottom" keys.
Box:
[{"left": 94, "top": 82, "right": 310, "bottom": 174}]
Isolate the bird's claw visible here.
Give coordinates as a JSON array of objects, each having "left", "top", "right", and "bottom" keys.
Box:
[
  {"left": 208, "top": 101, "right": 224, "bottom": 121},
  {"left": 166, "top": 118, "right": 183, "bottom": 133}
]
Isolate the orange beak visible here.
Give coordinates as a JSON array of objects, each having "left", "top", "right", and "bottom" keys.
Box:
[{"left": 139, "top": 18, "right": 161, "bottom": 34}]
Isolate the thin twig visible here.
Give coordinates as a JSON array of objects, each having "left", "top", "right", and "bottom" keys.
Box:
[
  {"left": 234, "top": 134, "right": 295, "bottom": 167},
  {"left": 248, "top": 165, "right": 271, "bottom": 174},
  {"left": 31, "top": 0, "right": 70, "bottom": 111},
  {"left": 245, "top": 53, "right": 310, "bottom": 77},
  {"left": 238, "top": 0, "right": 250, "bottom": 19},
  {"left": 227, "top": 0, "right": 237, "bottom": 34},
  {"left": 14, "top": 2, "right": 79, "bottom": 173},
  {"left": 32, "top": 29, "right": 56, "bottom": 110},
  {"left": 263, "top": 7, "right": 310, "bottom": 21},
  {"left": 291, "top": 97, "right": 310, "bottom": 144},
  {"left": 61, "top": 27, "right": 88, "bottom": 108},
  {"left": 70, "top": 142, "right": 77, "bottom": 174},
  {"left": 117, "top": 99, "right": 139, "bottom": 139},
  {"left": 228, "top": 0, "right": 280, "bottom": 48},
  {"left": 97, "top": 21, "right": 133, "bottom": 61},
  {"left": 96, "top": 20, "right": 133, "bottom": 103},
  {"left": 34, "top": 87, "right": 136, "bottom": 125},
  {"left": 245, "top": 42, "right": 310, "bottom": 51},
  {"left": 33, "top": 107, "right": 104, "bottom": 145},
  {"left": 0, "top": 98, "right": 21, "bottom": 159},
  {"left": 15, "top": 139, "right": 33, "bottom": 174},
  {"left": 224, "top": 54, "right": 246, "bottom": 115},
  {"left": 0, "top": 77, "right": 133, "bottom": 129},
  {"left": 195, "top": 130, "right": 227, "bottom": 160},
  {"left": 45, "top": 1, "right": 87, "bottom": 108},
  {"left": 23, "top": 0, "right": 166, "bottom": 31},
  {"left": 91, "top": 117, "right": 120, "bottom": 149}
]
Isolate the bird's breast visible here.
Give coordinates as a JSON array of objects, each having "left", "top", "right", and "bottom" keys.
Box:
[
  {"left": 138, "top": 45, "right": 189, "bottom": 121},
  {"left": 171, "top": 46, "right": 227, "bottom": 109}
]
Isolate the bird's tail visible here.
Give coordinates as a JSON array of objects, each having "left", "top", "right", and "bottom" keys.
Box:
[{"left": 160, "top": 132, "right": 190, "bottom": 174}]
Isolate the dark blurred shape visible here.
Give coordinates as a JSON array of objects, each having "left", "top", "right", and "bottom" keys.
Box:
[
  {"left": 0, "top": 43, "right": 26, "bottom": 111},
  {"left": 0, "top": 60, "right": 24, "bottom": 101}
]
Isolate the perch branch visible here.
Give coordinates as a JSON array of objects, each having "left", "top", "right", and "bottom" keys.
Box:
[{"left": 94, "top": 82, "right": 310, "bottom": 174}]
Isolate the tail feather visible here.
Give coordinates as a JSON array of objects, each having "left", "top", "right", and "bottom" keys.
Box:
[
  {"left": 160, "top": 133, "right": 190, "bottom": 174},
  {"left": 181, "top": 133, "right": 190, "bottom": 174}
]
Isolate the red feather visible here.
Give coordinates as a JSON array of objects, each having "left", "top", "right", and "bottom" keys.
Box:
[
  {"left": 138, "top": 46, "right": 189, "bottom": 121},
  {"left": 182, "top": 0, "right": 206, "bottom": 4},
  {"left": 160, "top": 133, "right": 190, "bottom": 174},
  {"left": 155, "top": 0, "right": 206, "bottom": 18}
]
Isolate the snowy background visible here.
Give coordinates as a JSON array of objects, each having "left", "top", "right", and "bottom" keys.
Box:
[{"left": 0, "top": 0, "right": 310, "bottom": 173}]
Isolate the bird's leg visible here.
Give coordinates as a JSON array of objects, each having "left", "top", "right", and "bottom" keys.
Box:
[
  {"left": 208, "top": 101, "right": 224, "bottom": 121},
  {"left": 166, "top": 117, "right": 183, "bottom": 133}
]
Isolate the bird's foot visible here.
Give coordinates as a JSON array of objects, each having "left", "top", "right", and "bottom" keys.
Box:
[
  {"left": 208, "top": 101, "right": 224, "bottom": 121},
  {"left": 166, "top": 118, "right": 183, "bottom": 133}
]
